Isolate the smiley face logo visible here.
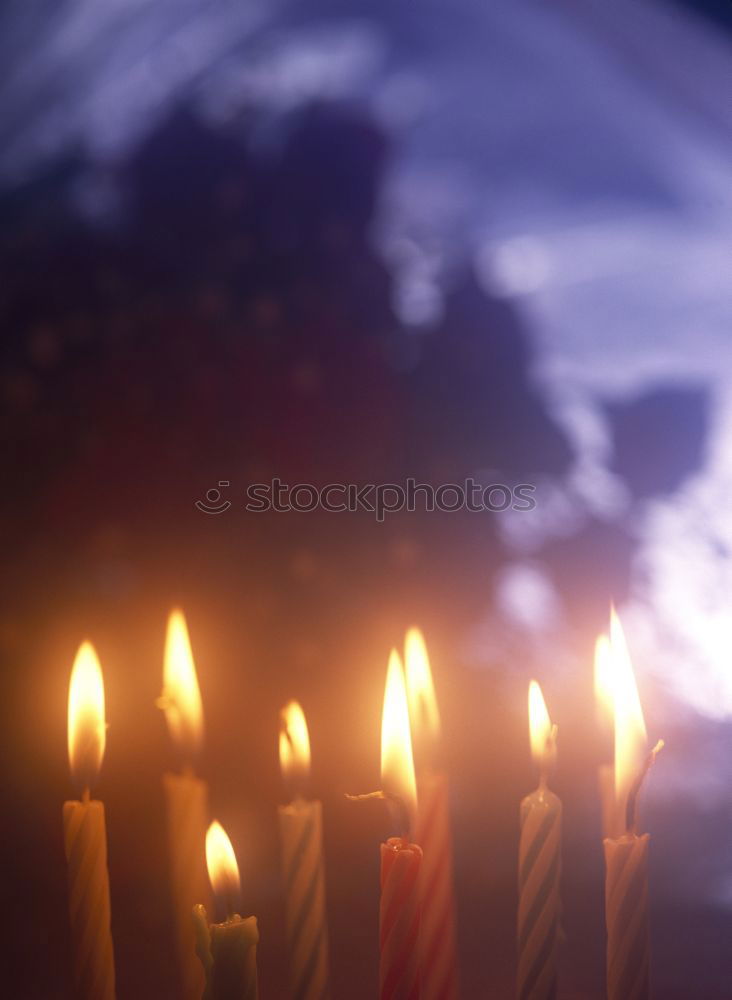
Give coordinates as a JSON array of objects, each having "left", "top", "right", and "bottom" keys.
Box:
[{"left": 195, "top": 481, "right": 232, "bottom": 514}]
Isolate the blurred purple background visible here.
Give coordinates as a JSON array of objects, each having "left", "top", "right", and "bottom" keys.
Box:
[{"left": 2, "top": 1, "right": 732, "bottom": 997}]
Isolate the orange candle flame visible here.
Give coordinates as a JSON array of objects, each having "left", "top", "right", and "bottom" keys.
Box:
[
  {"left": 205, "top": 820, "right": 241, "bottom": 919},
  {"left": 67, "top": 641, "right": 106, "bottom": 795},
  {"left": 381, "top": 649, "right": 417, "bottom": 832},
  {"left": 279, "top": 700, "right": 311, "bottom": 792},
  {"left": 608, "top": 609, "right": 648, "bottom": 822},
  {"left": 528, "top": 680, "right": 556, "bottom": 777},
  {"left": 160, "top": 609, "right": 204, "bottom": 759},
  {"left": 405, "top": 627, "right": 441, "bottom": 748}
]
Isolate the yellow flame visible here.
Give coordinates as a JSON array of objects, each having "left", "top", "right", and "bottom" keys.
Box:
[
  {"left": 405, "top": 627, "right": 441, "bottom": 743},
  {"left": 609, "top": 609, "right": 647, "bottom": 813},
  {"left": 381, "top": 649, "right": 417, "bottom": 819},
  {"left": 67, "top": 641, "right": 106, "bottom": 793},
  {"left": 205, "top": 820, "right": 240, "bottom": 915},
  {"left": 594, "top": 632, "right": 614, "bottom": 727},
  {"left": 528, "top": 680, "right": 554, "bottom": 766},
  {"left": 279, "top": 700, "right": 311, "bottom": 784},
  {"left": 161, "top": 609, "right": 204, "bottom": 757}
]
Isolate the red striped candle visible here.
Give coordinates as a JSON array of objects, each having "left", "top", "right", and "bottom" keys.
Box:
[
  {"left": 380, "top": 650, "right": 422, "bottom": 1000},
  {"left": 414, "top": 773, "right": 458, "bottom": 1000},
  {"left": 406, "top": 629, "right": 459, "bottom": 1000},
  {"left": 380, "top": 837, "right": 423, "bottom": 1000}
]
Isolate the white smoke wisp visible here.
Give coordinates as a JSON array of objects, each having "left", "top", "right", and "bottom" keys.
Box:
[{"left": 625, "top": 385, "right": 732, "bottom": 721}]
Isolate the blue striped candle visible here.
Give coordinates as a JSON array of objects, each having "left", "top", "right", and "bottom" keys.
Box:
[
  {"left": 517, "top": 787, "right": 562, "bottom": 1000},
  {"left": 279, "top": 701, "right": 330, "bottom": 1000},
  {"left": 604, "top": 833, "right": 649, "bottom": 1000},
  {"left": 278, "top": 799, "right": 330, "bottom": 1000},
  {"left": 517, "top": 681, "right": 561, "bottom": 1000}
]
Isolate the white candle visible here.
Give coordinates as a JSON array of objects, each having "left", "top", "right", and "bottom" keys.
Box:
[
  {"left": 158, "top": 609, "right": 210, "bottom": 1000},
  {"left": 194, "top": 820, "right": 259, "bottom": 1000},
  {"left": 63, "top": 641, "right": 116, "bottom": 1000}
]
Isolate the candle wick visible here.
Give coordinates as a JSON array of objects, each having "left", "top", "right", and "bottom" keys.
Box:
[
  {"left": 385, "top": 793, "right": 411, "bottom": 840},
  {"left": 286, "top": 774, "right": 308, "bottom": 804},
  {"left": 538, "top": 723, "right": 558, "bottom": 791},
  {"left": 345, "top": 790, "right": 385, "bottom": 803},
  {"left": 281, "top": 721, "right": 309, "bottom": 802},
  {"left": 221, "top": 879, "right": 241, "bottom": 923},
  {"left": 625, "top": 739, "right": 664, "bottom": 834}
]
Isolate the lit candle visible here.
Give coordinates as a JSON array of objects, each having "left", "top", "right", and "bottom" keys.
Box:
[
  {"left": 158, "top": 608, "right": 211, "bottom": 1000},
  {"left": 63, "top": 641, "right": 116, "bottom": 1000},
  {"left": 517, "top": 681, "right": 561, "bottom": 1000},
  {"left": 404, "top": 627, "right": 459, "bottom": 1000},
  {"left": 379, "top": 650, "right": 422, "bottom": 1000},
  {"left": 193, "top": 820, "right": 259, "bottom": 1000},
  {"left": 349, "top": 650, "right": 422, "bottom": 999},
  {"left": 603, "top": 611, "right": 663, "bottom": 1000},
  {"left": 594, "top": 631, "right": 618, "bottom": 839},
  {"left": 278, "top": 700, "right": 331, "bottom": 1000}
]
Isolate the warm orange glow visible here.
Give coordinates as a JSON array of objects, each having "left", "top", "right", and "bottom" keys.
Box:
[
  {"left": 161, "top": 609, "right": 204, "bottom": 757},
  {"left": 279, "top": 700, "right": 311, "bottom": 785},
  {"left": 528, "top": 680, "right": 554, "bottom": 766},
  {"left": 609, "top": 609, "right": 647, "bottom": 813},
  {"left": 205, "top": 820, "right": 240, "bottom": 916},
  {"left": 381, "top": 649, "right": 417, "bottom": 821},
  {"left": 405, "top": 627, "right": 441, "bottom": 744},
  {"left": 594, "top": 632, "right": 614, "bottom": 727},
  {"left": 67, "top": 641, "right": 106, "bottom": 793}
]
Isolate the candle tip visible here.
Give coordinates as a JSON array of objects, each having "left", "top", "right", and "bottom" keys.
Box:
[{"left": 625, "top": 737, "right": 664, "bottom": 835}]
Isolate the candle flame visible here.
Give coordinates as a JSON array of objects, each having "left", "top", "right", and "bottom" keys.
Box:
[
  {"left": 160, "top": 609, "right": 204, "bottom": 757},
  {"left": 609, "top": 609, "right": 647, "bottom": 816},
  {"left": 405, "top": 627, "right": 441, "bottom": 743},
  {"left": 381, "top": 649, "right": 417, "bottom": 825},
  {"left": 205, "top": 820, "right": 240, "bottom": 917},
  {"left": 594, "top": 632, "right": 614, "bottom": 727},
  {"left": 279, "top": 700, "right": 311, "bottom": 786},
  {"left": 67, "top": 641, "right": 106, "bottom": 793},
  {"left": 528, "top": 680, "right": 555, "bottom": 768}
]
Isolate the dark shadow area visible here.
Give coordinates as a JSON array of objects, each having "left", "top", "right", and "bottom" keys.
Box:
[
  {"left": 1, "top": 103, "right": 582, "bottom": 999},
  {"left": 607, "top": 384, "right": 709, "bottom": 499}
]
